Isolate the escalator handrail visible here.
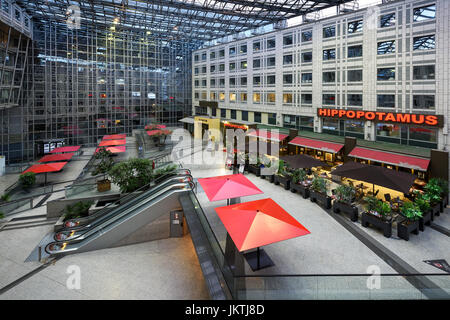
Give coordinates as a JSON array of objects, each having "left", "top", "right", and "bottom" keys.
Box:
[{"left": 46, "top": 181, "right": 194, "bottom": 254}]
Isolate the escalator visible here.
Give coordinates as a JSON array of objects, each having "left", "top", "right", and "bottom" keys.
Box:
[{"left": 44, "top": 170, "right": 194, "bottom": 256}]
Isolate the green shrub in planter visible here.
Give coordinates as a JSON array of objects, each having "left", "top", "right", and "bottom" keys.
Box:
[
  {"left": 63, "top": 201, "right": 94, "bottom": 221},
  {"left": 292, "top": 169, "right": 307, "bottom": 184},
  {"left": 19, "top": 172, "right": 36, "bottom": 189},
  {"left": 363, "top": 196, "right": 391, "bottom": 220},
  {"left": 153, "top": 164, "right": 178, "bottom": 180},
  {"left": 400, "top": 201, "right": 422, "bottom": 221},
  {"left": 335, "top": 185, "right": 356, "bottom": 204},
  {"left": 363, "top": 196, "right": 379, "bottom": 212},
  {"left": 414, "top": 192, "right": 431, "bottom": 213},
  {"left": 311, "top": 177, "right": 328, "bottom": 195},
  {"left": 109, "top": 158, "right": 154, "bottom": 193},
  {"left": 427, "top": 178, "right": 448, "bottom": 196}
]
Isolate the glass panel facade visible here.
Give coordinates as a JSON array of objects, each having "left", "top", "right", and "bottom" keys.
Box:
[
  {"left": 323, "top": 26, "right": 336, "bottom": 38},
  {"left": 377, "top": 94, "right": 396, "bottom": 108},
  {"left": 380, "top": 13, "right": 396, "bottom": 27},
  {"left": 377, "top": 68, "right": 395, "bottom": 80},
  {"left": 377, "top": 40, "right": 396, "bottom": 54},
  {"left": 413, "top": 65, "right": 435, "bottom": 80}
]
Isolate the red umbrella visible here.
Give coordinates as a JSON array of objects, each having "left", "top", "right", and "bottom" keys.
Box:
[
  {"left": 98, "top": 139, "right": 126, "bottom": 147},
  {"left": 38, "top": 153, "right": 74, "bottom": 163},
  {"left": 197, "top": 174, "right": 263, "bottom": 202},
  {"left": 103, "top": 134, "right": 126, "bottom": 140},
  {"left": 95, "top": 146, "right": 126, "bottom": 154},
  {"left": 215, "top": 198, "right": 310, "bottom": 270},
  {"left": 23, "top": 162, "right": 69, "bottom": 184},
  {"left": 51, "top": 146, "right": 81, "bottom": 153}
]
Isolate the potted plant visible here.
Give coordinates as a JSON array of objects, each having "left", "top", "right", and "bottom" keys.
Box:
[
  {"left": 260, "top": 157, "right": 274, "bottom": 183},
  {"left": 398, "top": 201, "right": 421, "bottom": 241},
  {"left": 290, "top": 169, "right": 310, "bottom": 199},
  {"left": 309, "top": 177, "right": 331, "bottom": 209},
  {"left": 361, "top": 196, "right": 392, "bottom": 238},
  {"left": 274, "top": 160, "right": 292, "bottom": 190},
  {"left": 19, "top": 172, "right": 36, "bottom": 190},
  {"left": 63, "top": 200, "right": 94, "bottom": 222},
  {"left": 92, "top": 147, "right": 114, "bottom": 192},
  {"left": 109, "top": 158, "right": 154, "bottom": 193},
  {"left": 423, "top": 181, "right": 443, "bottom": 217},
  {"left": 332, "top": 184, "right": 358, "bottom": 222},
  {"left": 427, "top": 178, "right": 448, "bottom": 212},
  {"left": 414, "top": 192, "right": 432, "bottom": 231},
  {"left": 248, "top": 155, "right": 261, "bottom": 177}
]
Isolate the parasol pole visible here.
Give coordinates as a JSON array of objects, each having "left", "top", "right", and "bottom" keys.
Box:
[{"left": 257, "top": 247, "right": 260, "bottom": 270}]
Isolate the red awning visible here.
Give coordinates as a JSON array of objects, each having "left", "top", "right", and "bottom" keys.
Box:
[
  {"left": 247, "top": 129, "right": 288, "bottom": 142},
  {"left": 289, "top": 137, "right": 344, "bottom": 153},
  {"left": 95, "top": 146, "right": 126, "bottom": 154},
  {"left": 38, "top": 153, "right": 74, "bottom": 163},
  {"left": 103, "top": 134, "right": 126, "bottom": 140},
  {"left": 23, "top": 162, "right": 68, "bottom": 174},
  {"left": 98, "top": 139, "right": 126, "bottom": 147},
  {"left": 50, "top": 146, "right": 81, "bottom": 153},
  {"left": 348, "top": 147, "right": 430, "bottom": 171}
]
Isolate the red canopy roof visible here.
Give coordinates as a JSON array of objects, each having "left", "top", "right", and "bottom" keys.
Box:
[
  {"left": 38, "top": 153, "right": 74, "bottom": 163},
  {"left": 23, "top": 162, "right": 68, "bottom": 174},
  {"left": 348, "top": 147, "right": 430, "bottom": 171},
  {"left": 289, "top": 137, "right": 344, "bottom": 153},
  {"left": 98, "top": 139, "right": 126, "bottom": 147},
  {"left": 247, "top": 129, "right": 288, "bottom": 142},
  {"left": 215, "top": 198, "right": 310, "bottom": 252},
  {"left": 103, "top": 134, "right": 126, "bottom": 140},
  {"left": 95, "top": 146, "right": 126, "bottom": 154},
  {"left": 50, "top": 146, "right": 81, "bottom": 153},
  {"left": 198, "top": 174, "right": 263, "bottom": 202}
]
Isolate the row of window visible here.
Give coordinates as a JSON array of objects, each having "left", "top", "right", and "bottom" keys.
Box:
[{"left": 194, "top": 4, "right": 436, "bottom": 62}]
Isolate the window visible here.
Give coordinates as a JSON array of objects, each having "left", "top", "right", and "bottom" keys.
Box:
[
  {"left": 301, "top": 73, "right": 312, "bottom": 83},
  {"left": 377, "top": 123, "right": 400, "bottom": 138},
  {"left": 212, "top": 108, "right": 217, "bottom": 117},
  {"left": 268, "top": 113, "right": 277, "bottom": 125},
  {"left": 201, "top": 52, "right": 207, "bottom": 61},
  {"left": 347, "top": 94, "right": 363, "bottom": 106},
  {"left": 284, "top": 114, "right": 297, "bottom": 128},
  {"left": 210, "top": 65, "right": 216, "bottom": 73},
  {"left": 254, "top": 112, "right": 261, "bottom": 123},
  {"left": 301, "top": 52, "right": 312, "bottom": 63},
  {"left": 253, "top": 41, "right": 261, "bottom": 52},
  {"left": 348, "top": 70, "right": 363, "bottom": 82},
  {"left": 345, "top": 120, "right": 364, "bottom": 134},
  {"left": 230, "top": 93, "right": 236, "bottom": 102},
  {"left": 377, "top": 68, "right": 395, "bottom": 80},
  {"left": 194, "top": 67, "right": 199, "bottom": 75},
  {"left": 377, "top": 94, "right": 395, "bottom": 108},
  {"left": 194, "top": 92, "right": 199, "bottom": 99},
  {"left": 242, "top": 111, "right": 248, "bottom": 121},
  {"left": 240, "top": 61, "right": 247, "bottom": 69},
  {"left": 323, "top": 26, "right": 336, "bottom": 38},
  {"left": 201, "top": 79, "right": 207, "bottom": 87},
  {"left": 377, "top": 40, "right": 395, "bottom": 54},
  {"left": 348, "top": 45, "right": 363, "bottom": 58},
  {"left": 413, "top": 35, "right": 435, "bottom": 50},
  {"left": 219, "top": 92, "right": 225, "bottom": 101},
  {"left": 283, "top": 34, "right": 293, "bottom": 46},
  {"left": 229, "top": 62, "right": 236, "bottom": 71},
  {"left": 413, "top": 65, "right": 435, "bottom": 80},
  {"left": 210, "top": 51, "right": 216, "bottom": 60},
  {"left": 283, "top": 54, "right": 293, "bottom": 65},
  {"left": 267, "top": 38, "right": 276, "bottom": 49},
  {"left": 323, "top": 94, "right": 336, "bottom": 105},
  {"left": 2, "top": 1, "right": 9, "bottom": 13},
  {"left": 413, "top": 4, "right": 436, "bottom": 22},
  {"left": 229, "top": 47, "right": 236, "bottom": 56},
  {"left": 221, "top": 109, "right": 226, "bottom": 118},
  {"left": 323, "top": 118, "right": 340, "bottom": 132},
  {"left": 253, "top": 58, "right": 261, "bottom": 68},
  {"left": 348, "top": 20, "right": 363, "bottom": 34},
  {"left": 253, "top": 93, "right": 261, "bottom": 103},
  {"left": 230, "top": 110, "right": 236, "bottom": 119},
  {"left": 409, "top": 126, "right": 437, "bottom": 143},
  {"left": 219, "top": 49, "right": 225, "bottom": 58},
  {"left": 283, "top": 93, "right": 293, "bottom": 104},
  {"left": 380, "top": 13, "right": 395, "bottom": 27},
  {"left": 201, "top": 66, "right": 207, "bottom": 74},
  {"left": 323, "top": 71, "right": 336, "bottom": 83},
  {"left": 210, "top": 92, "right": 217, "bottom": 100},
  {"left": 413, "top": 95, "right": 435, "bottom": 109},
  {"left": 283, "top": 74, "right": 293, "bottom": 85},
  {"left": 267, "top": 93, "right": 276, "bottom": 103},
  {"left": 229, "top": 78, "right": 236, "bottom": 86},
  {"left": 323, "top": 49, "right": 336, "bottom": 60},
  {"left": 194, "top": 55, "right": 199, "bottom": 62},
  {"left": 219, "top": 64, "right": 225, "bottom": 72},
  {"left": 194, "top": 80, "right": 199, "bottom": 87},
  {"left": 240, "top": 93, "right": 247, "bottom": 102},
  {"left": 301, "top": 30, "right": 312, "bottom": 42},
  {"left": 267, "top": 75, "right": 276, "bottom": 85},
  {"left": 210, "top": 78, "right": 216, "bottom": 87},
  {"left": 219, "top": 78, "right": 225, "bottom": 87},
  {"left": 253, "top": 76, "right": 261, "bottom": 85},
  {"left": 301, "top": 94, "right": 312, "bottom": 104},
  {"left": 239, "top": 44, "right": 247, "bottom": 54},
  {"left": 241, "top": 77, "right": 248, "bottom": 86},
  {"left": 267, "top": 56, "right": 276, "bottom": 67},
  {"left": 300, "top": 116, "right": 314, "bottom": 130}
]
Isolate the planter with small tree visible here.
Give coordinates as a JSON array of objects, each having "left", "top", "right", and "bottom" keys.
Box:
[
  {"left": 108, "top": 158, "right": 154, "bottom": 193},
  {"left": 398, "top": 201, "right": 421, "bottom": 241},
  {"left": 92, "top": 147, "right": 114, "bottom": 192},
  {"left": 414, "top": 192, "right": 432, "bottom": 231},
  {"left": 19, "top": 172, "right": 36, "bottom": 191},
  {"left": 290, "top": 169, "right": 310, "bottom": 199},
  {"left": 427, "top": 178, "right": 449, "bottom": 213},
  {"left": 309, "top": 177, "right": 331, "bottom": 209},
  {"left": 361, "top": 196, "right": 393, "bottom": 238},
  {"left": 332, "top": 184, "right": 358, "bottom": 222},
  {"left": 274, "top": 160, "right": 291, "bottom": 190},
  {"left": 423, "top": 181, "right": 443, "bottom": 218}
]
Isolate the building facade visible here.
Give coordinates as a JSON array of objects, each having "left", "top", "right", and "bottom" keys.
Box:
[{"left": 192, "top": 0, "right": 449, "bottom": 153}]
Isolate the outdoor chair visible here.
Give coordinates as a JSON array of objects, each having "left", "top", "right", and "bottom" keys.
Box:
[{"left": 384, "top": 193, "right": 391, "bottom": 202}]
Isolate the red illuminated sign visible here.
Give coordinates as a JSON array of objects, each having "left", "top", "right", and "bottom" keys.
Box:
[
  {"left": 224, "top": 123, "right": 247, "bottom": 130},
  {"left": 317, "top": 108, "right": 444, "bottom": 128}
]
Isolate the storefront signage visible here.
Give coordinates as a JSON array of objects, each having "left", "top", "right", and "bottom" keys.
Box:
[
  {"left": 224, "top": 123, "right": 247, "bottom": 130},
  {"left": 317, "top": 108, "right": 444, "bottom": 128}
]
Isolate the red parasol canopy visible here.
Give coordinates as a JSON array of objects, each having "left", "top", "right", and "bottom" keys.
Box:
[
  {"left": 38, "top": 153, "right": 74, "bottom": 163},
  {"left": 103, "top": 134, "right": 126, "bottom": 140},
  {"left": 98, "top": 139, "right": 126, "bottom": 147},
  {"left": 23, "top": 162, "right": 68, "bottom": 174},
  {"left": 215, "top": 198, "right": 310, "bottom": 252},
  {"left": 95, "top": 146, "right": 126, "bottom": 154},
  {"left": 51, "top": 146, "right": 81, "bottom": 153},
  {"left": 198, "top": 174, "right": 263, "bottom": 202}
]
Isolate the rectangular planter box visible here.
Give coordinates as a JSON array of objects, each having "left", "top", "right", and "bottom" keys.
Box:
[
  {"left": 397, "top": 219, "right": 419, "bottom": 241},
  {"left": 361, "top": 211, "right": 392, "bottom": 238},
  {"left": 310, "top": 190, "right": 331, "bottom": 210},
  {"left": 332, "top": 201, "right": 359, "bottom": 222},
  {"left": 291, "top": 183, "right": 310, "bottom": 199},
  {"left": 440, "top": 196, "right": 447, "bottom": 213},
  {"left": 418, "top": 209, "right": 432, "bottom": 232},
  {"left": 248, "top": 165, "right": 261, "bottom": 177},
  {"left": 431, "top": 202, "right": 440, "bottom": 218},
  {"left": 274, "top": 175, "right": 291, "bottom": 190},
  {"left": 260, "top": 174, "right": 274, "bottom": 183}
]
